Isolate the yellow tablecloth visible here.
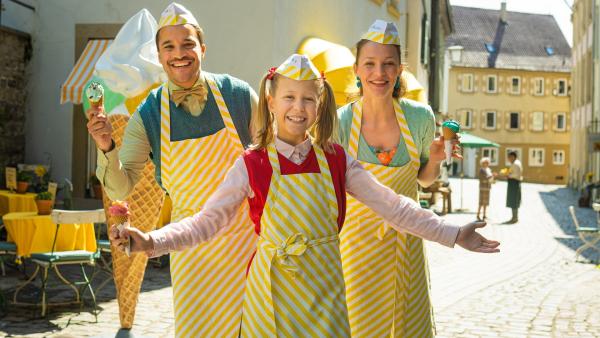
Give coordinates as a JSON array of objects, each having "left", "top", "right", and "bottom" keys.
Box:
[
  {"left": 0, "top": 190, "right": 37, "bottom": 216},
  {"left": 3, "top": 212, "right": 96, "bottom": 259}
]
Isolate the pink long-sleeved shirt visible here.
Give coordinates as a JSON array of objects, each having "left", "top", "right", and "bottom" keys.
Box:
[{"left": 148, "top": 138, "right": 460, "bottom": 257}]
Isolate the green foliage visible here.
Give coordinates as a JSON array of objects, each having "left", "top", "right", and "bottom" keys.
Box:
[{"left": 35, "top": 191, "right": 53, "bottom": 200}]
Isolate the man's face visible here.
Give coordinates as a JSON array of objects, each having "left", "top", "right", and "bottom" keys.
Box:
[
  {"left": 508, "top": 154, "right": 516, "bottom": 163},
  {"left": 157, "top": 24, "right": 205, "bottom": 88}
]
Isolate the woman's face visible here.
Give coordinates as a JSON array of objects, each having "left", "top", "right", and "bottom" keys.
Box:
[{"left": 354, "top": 41, "right": 402, "bottom": 99}]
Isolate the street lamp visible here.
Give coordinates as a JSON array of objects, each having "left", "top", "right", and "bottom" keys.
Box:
[{"left": 448, "top": 45, "right": 464, "bottom": 64}]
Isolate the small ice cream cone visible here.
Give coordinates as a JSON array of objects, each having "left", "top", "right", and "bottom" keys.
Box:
[
  {"left": 109, "top": 201, "right": 131, "bottom": 256},
  {"left": 86, "top": 81, "right": 105, "bottom": 111},
  {"left": 441, "top": 120, "right": 460, "bottom": 164}
]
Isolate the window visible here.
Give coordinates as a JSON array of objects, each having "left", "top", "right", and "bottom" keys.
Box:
[
  {"left": 509, "top": 112, "right": 520, "bottom": 130},
  {"left": 505, "top": 148, "right": 522, "bottom": 166},
  {"left": 482, "top": 148, "right": 498, "bottom": 166},
  {"left": 534, "top": 77, "right": 545, "bottom": 96},
  {"left": 458, "top": 110, "right": 473, "bottom": 129},
  {"left": 510, "top": 77, "right": 521, "bottom": 94},
  {"left": 557, "top": 79, "right": 567, "bottom": 96},
  {"left": 486, "top": 75, "right": 497, "bottom": 93},
  {"left": 556, "top": 113, "right": 566, "bottom": 131},
  {"left": 532, "top": 112, "right": 544, "bottom": 131},
  {"left": 545, "top": 46, "right": 555, "bottom": 55},
  {"left": 462, "top": 74, "right": 474, "bottom": 92},
  {"left": 529, "top": 148, "right": 545, "bottom": 167},
  {"left": 552, "top": 150, "right": 565, "bottom": 165},
  {"left": 485, "top": 111, "right": 497, "bottom": 129},
  {"left": 420, "top": 13, "right": 429, "bottom": 65}
]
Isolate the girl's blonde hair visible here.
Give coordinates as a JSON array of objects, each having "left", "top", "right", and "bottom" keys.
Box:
[{"left": 250, "top": 72, "right": 338, "bottom": 152}]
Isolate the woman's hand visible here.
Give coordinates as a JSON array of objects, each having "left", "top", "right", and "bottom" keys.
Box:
[
  {"left": 455, "top": 221, "right": 500, "bottom": 253},
  {"left": 109, "top": 224, "right": 154, "bottom": 255},
  {"left": 429, "top": 135, "right": 462, "bottom": 163}
]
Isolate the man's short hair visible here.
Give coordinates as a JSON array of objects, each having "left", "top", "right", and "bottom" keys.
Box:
[
  {"left": 508, "top": 151, "right": 518, "bottom": 158},
  {"left": 155, "top": 24, "right": 205, "bottom": 50}
]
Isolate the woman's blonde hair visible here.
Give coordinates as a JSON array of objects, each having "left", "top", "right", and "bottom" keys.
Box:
[
  {"left": 250, "top": 73, "right": 338, "bottom": 152},
  {"left": 480, "top": 157, "right": 491, "bottom": 165}
]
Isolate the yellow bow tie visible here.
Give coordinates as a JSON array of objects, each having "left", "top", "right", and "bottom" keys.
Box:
[{"left": 171, "top": 85, "right": 208, "bottom": 107}]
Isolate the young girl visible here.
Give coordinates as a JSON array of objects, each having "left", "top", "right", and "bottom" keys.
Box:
[
  {"left": 477, "top": 157, "right": 495, "bottom": 221},
  {"left": 111, "top": 54, "right": 499, "bottom": 337}
]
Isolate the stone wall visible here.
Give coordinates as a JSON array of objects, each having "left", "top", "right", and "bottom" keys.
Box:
[{"left": 0, "top": 26, "right": 31, "bottom": 188}]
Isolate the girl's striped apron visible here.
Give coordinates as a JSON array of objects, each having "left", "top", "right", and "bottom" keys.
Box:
[
  {"left": 160, "top": 75, "right": 257, "bottom": 337},
  {"left": 240, "top": 143, "right": 351, "bottom": 337},
  {"left": 340, "top": 98, "right": 434, "bottom": 337}
]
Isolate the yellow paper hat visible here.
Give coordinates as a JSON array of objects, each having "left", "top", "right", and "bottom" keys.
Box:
[
  {"left": 275, "top": 54, "right": 321, "bottom": 81},
  {"left": 158, "top": 2, "right": 199, "bottom": 28},
  {"left": 362, "top": 19, "right": 401, "bottom": 45}
]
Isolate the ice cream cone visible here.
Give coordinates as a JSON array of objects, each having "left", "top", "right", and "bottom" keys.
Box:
[
  {"left": 102, "top": 114, "right": 166, "bottom": 329},
  {"left": 86, "top": 82, "right": 104, "bottom": 109},
  {"left": 441, "top": 120, "right": 460, "bottom": 164}
]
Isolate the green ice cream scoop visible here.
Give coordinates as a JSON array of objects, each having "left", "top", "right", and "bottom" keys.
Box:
[
  {"left": 86, "top": 81, "right": 104, "bottom": 104},
  {"left": 442, "top": 120, "right": 460, "bottom": 133}
]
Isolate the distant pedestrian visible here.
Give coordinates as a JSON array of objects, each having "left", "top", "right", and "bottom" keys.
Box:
[
  {"left": 503, "top": 151, "right": 522, "bottom": 223},
  {"left": 477, "top": 157, "right": 495, "bottom": 221}
]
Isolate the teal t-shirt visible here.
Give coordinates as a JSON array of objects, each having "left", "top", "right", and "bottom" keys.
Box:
[{"left": 337, "top": 98, "right": 435, "bottom": 167}]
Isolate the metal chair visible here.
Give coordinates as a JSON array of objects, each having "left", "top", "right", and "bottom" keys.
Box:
[
  {"left": 13, "top": 209, "right": 105, "bottom": 319},
  {"left": 0, "top": 222, "right": 17, "bottom": 276},
  {"left": 90, "top": 221, "right": 114, "bottom": 293},
  {"left": 569, "top": 206, "right": 600, "bottom": 262}
]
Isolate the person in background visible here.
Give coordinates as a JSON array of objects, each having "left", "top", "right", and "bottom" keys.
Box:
[
  {"left": 477, "top": 157, "right": 495, "bottom": 221},
  {"left": 504, "top": 151, "right": 523, "bottom": 224}
]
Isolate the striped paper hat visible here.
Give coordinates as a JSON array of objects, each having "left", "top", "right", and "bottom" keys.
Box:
[
  {"left": 275, "top": 54, "right": 320, "bottom": 81},
  {"left": 158, "top": 2, "right": 199, "bottom": 28},
  {"left": 362, "top": 19, "right": 401, "bottom": 45}
]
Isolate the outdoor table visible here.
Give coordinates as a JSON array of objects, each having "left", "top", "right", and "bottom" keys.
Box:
[
  {"left": 0, "top": 190, "right": 37, "bottom": 216},
  {"left": 2, "top": 212, "right": 96, "bottom": 261}
]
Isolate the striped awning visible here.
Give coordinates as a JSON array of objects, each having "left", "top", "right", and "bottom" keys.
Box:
[{"left": 60, "top": 39, "right": 112, "bottom": 104}]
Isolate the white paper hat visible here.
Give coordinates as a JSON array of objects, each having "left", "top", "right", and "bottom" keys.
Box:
[
  {"left": 275, "top": 54, "right": 321, "bottom": 81},
  {"left": 94, "top": 9, "right": 165, "bottom": 98},
  {"left": 158, "top": 2, "right": 199, "bottom": 28},
  {"left": 362, "top": 19, "right": 401, "bottom": 45}
]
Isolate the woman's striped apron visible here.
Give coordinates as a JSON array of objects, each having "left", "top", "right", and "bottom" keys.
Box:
[
  {"left": 160, "top": 75, "right": 257, "bottom": 337},
  {"left": 340, "top": 98, "right": 435, "bottom": 337},
  {"left": 240, "top": 143, "right": 351, "bottom": 337}
]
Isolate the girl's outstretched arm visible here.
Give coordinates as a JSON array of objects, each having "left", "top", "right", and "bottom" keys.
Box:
[
  {"left": 111, "top": 156, "right": 252, "bottom": 257},
  {"left": 345, "top": 154, "right": 499, "bottom": 252}
]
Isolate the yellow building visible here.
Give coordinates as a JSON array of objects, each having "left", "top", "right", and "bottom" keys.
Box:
[
  {"left": 445, "top": 4, "right": 572, "bottom": 184},
  {"left": 570, "top": 0, "right": 600, "bottom": 189}
]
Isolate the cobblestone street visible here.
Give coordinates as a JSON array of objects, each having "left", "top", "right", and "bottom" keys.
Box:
[{"left": 1, "top": 178, "right": 599, "bottom": 337}]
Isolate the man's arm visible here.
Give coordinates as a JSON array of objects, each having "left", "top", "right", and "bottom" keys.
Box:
[{"left": 96, "top": 111, "right": 151, "bottom": 200}]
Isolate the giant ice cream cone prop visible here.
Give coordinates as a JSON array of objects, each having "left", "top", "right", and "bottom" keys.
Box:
[
  {"left": 102, "top": 113, "right": 165, "bottom": 329},
  {"left": 83, "top": 8, "right": 166, "bottom": 330},
  {"left": 442, "top": 120, "right": 460, "bottom": 164}
]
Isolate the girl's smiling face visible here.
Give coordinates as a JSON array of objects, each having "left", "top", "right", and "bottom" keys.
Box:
[{"left": 268, "top": 76, "right": 319, "bottom": 146}]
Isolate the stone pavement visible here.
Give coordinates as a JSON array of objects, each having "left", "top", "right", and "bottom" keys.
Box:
[
  {"left": 0, "top": 178, "right": 598, "bottom": 337},
  {"left": 427, "top": 178, "right": 600, "bottom": 338}
]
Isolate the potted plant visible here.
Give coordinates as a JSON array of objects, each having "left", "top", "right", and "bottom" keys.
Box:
[
  {"left": 16, "top": 171, "right": 32, "bottom": 194},
  {"left": 35, "top": 191, "right": 53, "bottom": 215},
  {"left": 89, "top": 174, "right": 103, "bottom": 200}
]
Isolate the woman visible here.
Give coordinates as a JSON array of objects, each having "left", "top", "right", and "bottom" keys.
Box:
[{"left": 338, "top": 20, "right": 459, "bottom": 337}]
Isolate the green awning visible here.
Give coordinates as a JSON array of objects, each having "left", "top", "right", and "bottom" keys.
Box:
[{"left": 459, "top": 132, "right": 500, "bottom": 148}]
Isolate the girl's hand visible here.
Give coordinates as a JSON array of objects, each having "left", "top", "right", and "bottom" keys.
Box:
[
  {"left": 109, "top": 225, "right": 154, "bottom": 255},
  {"left": 455, "top": 221, "right": 500, "bottom": 253},
  {"left": 429, "top": 136, "right": 462, "bottom": 163}
]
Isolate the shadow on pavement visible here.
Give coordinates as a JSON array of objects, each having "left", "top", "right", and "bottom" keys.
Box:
[{"left": 539, "top": 187, "right": 599, "bottom": 263}]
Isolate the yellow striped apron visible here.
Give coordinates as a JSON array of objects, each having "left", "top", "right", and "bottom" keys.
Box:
[
  {"left": 160, "top": 75, "right": 257, "bottom": 337},
  {"left": 340, "top": 98, "right": 435, "bottom": 337},
  {"left": 240, "top": 143, "right": 351, "bottom": 337}
]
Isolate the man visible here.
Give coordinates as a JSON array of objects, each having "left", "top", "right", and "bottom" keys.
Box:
[
  {"left": 505, "top": 151, "right": 522, "bottom": 224},
  {"left": 87, "top": 3, "right": 257, "bottom": 337}
]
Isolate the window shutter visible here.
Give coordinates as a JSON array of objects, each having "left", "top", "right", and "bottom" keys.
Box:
[{"left": 457, "top": 74, "right": 463, "bottom": 91}]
